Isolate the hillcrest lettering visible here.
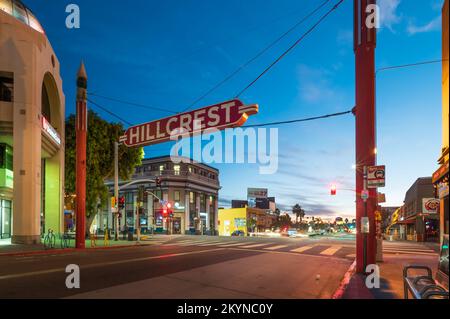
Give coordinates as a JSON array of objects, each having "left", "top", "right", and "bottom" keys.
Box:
[{"left": 120, "top": 99, "right": 258, "bottom": 148}]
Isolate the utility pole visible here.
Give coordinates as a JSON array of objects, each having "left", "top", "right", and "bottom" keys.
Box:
[
  {"left": 114, "top": 141, "right": 119, "bottom": 241},
  {"left": 75, "top": 61, "right": 87, "bottom": 249},
  {"left": 354, "top": 0, "right": 378, "bottom": 273}
]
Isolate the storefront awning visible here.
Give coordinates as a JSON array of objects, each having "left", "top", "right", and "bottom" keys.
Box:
[{"left": 396, "top": 219, "right": 415, "bottom": 225}]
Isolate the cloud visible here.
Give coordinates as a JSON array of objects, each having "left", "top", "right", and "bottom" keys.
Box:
[
  {"left": 378, "top": 0, "right": 402, "bottom": 32},
  {"left": 407, "top": 15, "right": 441, "bottom": 35},
  {"left": 297, "top": 65, "right": 337, "bottom": 103}
]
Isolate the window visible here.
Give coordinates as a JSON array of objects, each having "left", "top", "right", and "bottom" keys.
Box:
[
  {"left": 189, "top": 192, "right": 195, "bottom": 204},
  {"left": 159, "top": 165, "right": 165, "bottom": 174},
  {"left": 12, "top": 0, "right": 28, "bottom": 24},
  {"left": 0, "top": 72, "right": 13, "bottom": 102},
  {"left": 0, "top": 0, "right": 12, "bottom": 15},
  {"left": 174, "top": 165, "right": 180, "bottom": 176},
  {"left": 200, "top": 194, "right": 206, "bottom": 212},
  {"left": 0, "top": 144, "right": 13, "bottom": 170},
  {"left": 188, "top": 166, "right": 192, "bottom": 173},
  {"left": 174, "top": 191, "right": 181, "bottom": 202}
]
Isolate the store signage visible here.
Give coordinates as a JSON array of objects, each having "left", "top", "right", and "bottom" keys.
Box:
[
  {"left": 377, "top": 193, "right": 386, "bottom": 203},
  {"left": 422, "top": 198, "right": 440, "bottom": 214},
  {"left": 41, "top": 116, "right": 61, "bottom": 146},
  {"left": 367, "top": 165, "right": 386, "bottom": 188},
  {"left": 120, "top": 99, "right": 258, "bottom": 148},
  {"left": 437, "top": 182, "right": 449, "bottom": 199},
  {"left": 432, "top": 162, "right": 449, "bottom": 183}
]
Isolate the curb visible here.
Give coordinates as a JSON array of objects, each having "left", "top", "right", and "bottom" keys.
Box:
[
  {"left": 0, "top": 242, "right": 151, "bottom": 257},
  {"left": 332, "top": 259, "right": 357, "bottom": 299}
]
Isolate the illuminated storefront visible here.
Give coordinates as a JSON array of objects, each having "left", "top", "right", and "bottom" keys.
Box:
[{"left": 1, "top": 0, "right": 65, "bottom": 244}]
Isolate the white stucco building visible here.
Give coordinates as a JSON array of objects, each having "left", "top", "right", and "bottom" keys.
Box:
[{"left": 1, "top": 0, "right": 65, "bottom": 244}]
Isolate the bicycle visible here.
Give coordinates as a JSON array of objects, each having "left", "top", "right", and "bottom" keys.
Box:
[
  {"left": 44, "top": 229, "right": 56, "bottom": 250},
  {"left": 60, "top": 232, "right": 71, "bottom": 249}
]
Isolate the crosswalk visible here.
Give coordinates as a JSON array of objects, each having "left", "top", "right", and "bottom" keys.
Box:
[
  {"left": 382, "top": 243, "right": 438, "bottom": 256},
  {"left": 150, "top": 239, "right": 353, "bottom": 258},
  {"left": 141, "top": 237, "right": 440, "bottom": 259}
]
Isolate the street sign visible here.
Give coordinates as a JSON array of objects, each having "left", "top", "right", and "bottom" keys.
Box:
[
  {"left": 367, "top": 165, "right": 386, "bottom": 188},
  {"left": 119, "top": 99, "right": 258, "bottom": 148}
]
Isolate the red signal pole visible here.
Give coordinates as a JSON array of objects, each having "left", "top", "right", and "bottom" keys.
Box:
[
  {"left": 75, "top": 62, "right": 88, "bottom": 249},
  {"left": 354, "top": 0, "right": 377, "bottom": 273}
]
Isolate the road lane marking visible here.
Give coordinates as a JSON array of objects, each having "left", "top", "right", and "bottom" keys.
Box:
[
  {"left": 240, "top": 243, "right": 269, "bottom": 249},
  {"left": 264, "top": 245, "right": 288, "bottom": 251},
  {"left": 0, "top": 248, "right": 225, "bottom": 281},
  {"left": 290, "top": 245, "right": 314, "bottom": 253},
  {"left": 320, "top": 246, "right": 342, "bottom": 256}
]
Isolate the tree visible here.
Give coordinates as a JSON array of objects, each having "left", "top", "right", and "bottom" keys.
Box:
[
  {"left": 247, "top": 217, "right": 257, "bottom": 234},
  {"left": 65, "top": 111, "right": 144, "bottom": 236},
  {"left": 292, "top": 204, "right": 305, "bottom": 225}
]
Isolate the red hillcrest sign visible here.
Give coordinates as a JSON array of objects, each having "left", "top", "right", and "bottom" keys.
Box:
[{"left": 120, "top": 99, "right": 258, "bottom": 148}]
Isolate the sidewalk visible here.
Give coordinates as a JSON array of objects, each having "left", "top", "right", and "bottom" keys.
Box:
[
  {"left": 0, "top": 236, "right": 165, "bottom": 257},
  {"left": 338, "top": 253, "right": 439, "bottom": 299}
]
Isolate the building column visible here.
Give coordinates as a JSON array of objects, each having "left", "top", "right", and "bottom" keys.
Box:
[
  {"left": 196, "top": 193, "right": 201, "bottom": 232},
  {"left": 214, "top": 197, "right": 219, "bottom": 235},
  {"left": 205, "top": 196, "right": 211, "bottom": 232},
  {"left": 147, "top": 193, "right": 154, "bottom": 229},
  {"left": 12, "top": 74, "right": 42, "bottom": 245},
  {"left": 184, "top": 193, "right": 190, "bottom": 234}
]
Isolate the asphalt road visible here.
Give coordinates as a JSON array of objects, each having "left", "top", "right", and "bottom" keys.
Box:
[
  {"left": 1, "top": 235, "right": 358, "bottom": 299},
  {"left": 1, "top": 234, "right": 438, "bottom": 299}
]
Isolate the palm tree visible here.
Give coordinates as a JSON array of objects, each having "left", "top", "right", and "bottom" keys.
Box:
[{"left": 292, "top": 204, "right": 305, "bottom": 225}]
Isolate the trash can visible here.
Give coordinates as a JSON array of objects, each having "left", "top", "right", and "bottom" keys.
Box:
[{"left": 127, "top": 228, "right": 134, "bottom": 241}]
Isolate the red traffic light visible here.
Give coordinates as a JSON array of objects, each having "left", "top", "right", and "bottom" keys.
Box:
[
  {"left": 330, "top": 185, "right": 337, "bottom": 196},
  {"left": 163, "top": 208, "right": 168, "bottom": 216}
]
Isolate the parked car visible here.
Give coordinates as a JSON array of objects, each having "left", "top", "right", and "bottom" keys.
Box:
[{"left": 231, "top": 230, "right": 245, "bottom": 237}]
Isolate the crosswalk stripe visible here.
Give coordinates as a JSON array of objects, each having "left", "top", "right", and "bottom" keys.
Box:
[
  {"left": 320, "top": 246, "right": 342, "bottom": 256},
  {"left": 383, "top": 249, "right": 435, "bottom": 253},
  {"left": 197, "top": 242, "right": 226, "bottom": 246},
  {"left": 290, "top": 245, "right": 315, "bottom": 253},
  {"left": 383, "top": 250, "right": 437, "bottom": 256},
  {"left": 264, "top": 245, "right": 288, "bottom": 251},
  {"left": 240, "top": 243, "right": 269, "bottom": 249},
  {"left": 218, "top": 242, "right": 249, "bottom": 247}
]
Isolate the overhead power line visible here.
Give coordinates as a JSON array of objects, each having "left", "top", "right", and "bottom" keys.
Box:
[
  {"left": 235, "top": 0, "right": 345, "bottom": 98},
  {"left": 87, "top": 98, "right": 135, "bottom": 126},
  {"left": 88, "top": 92, "right": 178, "bottom": 114},
  {"left": 375, "top": 59, "right": 448, "bottom": 75},
  {"left": 180, "top": 0, "right": 333, "bottom": 113},
  {"left": 243, "top": 110, "right": 353, "bottom": 128}
]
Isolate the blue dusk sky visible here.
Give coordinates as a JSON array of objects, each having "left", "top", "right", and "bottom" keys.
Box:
[{"left": 26, "top": 0, "right": 445, "bottom": 219}]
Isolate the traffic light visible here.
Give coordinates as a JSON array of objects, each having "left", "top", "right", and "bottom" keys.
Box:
[
  {"left": 118, "top": 196, "right": 125, "bottom": 209},
  {"left": 111, "top": 196, "right": 117, "bottom": 209},
  {"left": 331, "top": 184, "right": 337, "bottom": 196},
  {"left": 156, "top": 177, "right": 162, "bottom": 187}
]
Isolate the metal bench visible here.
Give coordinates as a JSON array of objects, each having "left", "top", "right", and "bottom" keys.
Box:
[{"left": 403, "top": 235, "right": 449, "bottom": 299}]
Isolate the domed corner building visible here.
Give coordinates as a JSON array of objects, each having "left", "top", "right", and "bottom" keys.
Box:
[{"left": 0, "top": 0, "right": 65, "bottom": 244}]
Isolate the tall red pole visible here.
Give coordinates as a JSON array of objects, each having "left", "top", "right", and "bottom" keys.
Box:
[
  {"left": 76, "top": 62, "right": 88, "bottom": 249},
  {"left": 354, "top": 0, "right": 377, "bottom": 273}
]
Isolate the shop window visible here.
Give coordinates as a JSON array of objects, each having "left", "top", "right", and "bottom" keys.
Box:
[{"left": 0, "top": 72, "right": 13, "bottom": 102}]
